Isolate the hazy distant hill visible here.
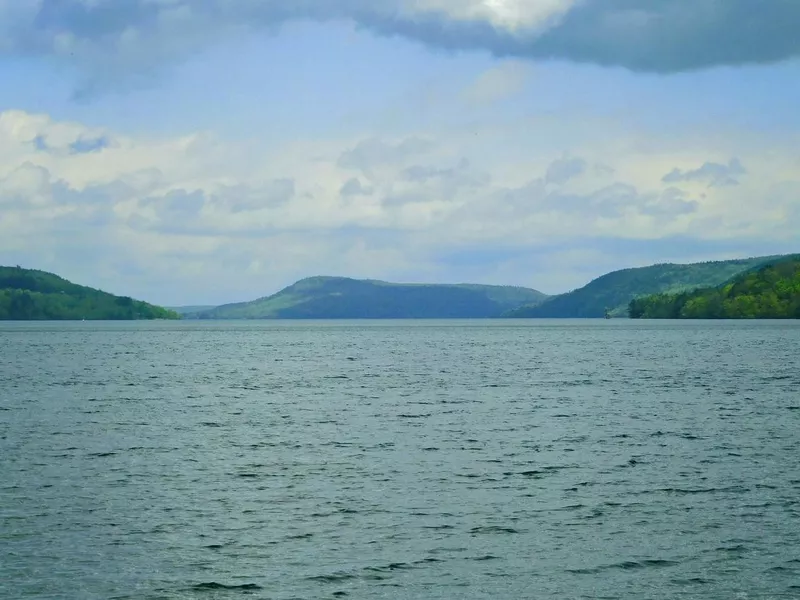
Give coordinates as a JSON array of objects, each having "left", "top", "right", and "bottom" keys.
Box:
[
  {"left": 629, "top": 257, "right": 800, "bottom": 319},
  {"left": 168, "top": 305, "right": 217, "bottom": 316},
  {"left": 505, "top": 255, "right": 789, "bottom": 318},
  {"left": 0, "top": 266, "right": 180, "bottom": 320},
  {"left": 196, "top": 276, "right": 548, "bottom": 319}
]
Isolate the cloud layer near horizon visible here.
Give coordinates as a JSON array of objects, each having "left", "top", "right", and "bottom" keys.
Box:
[
  {"left": 1, "top": 108, "right": 797, "bottom": 304},
  {"left": 2, "top": 0, "right": 800, "bottom": 94}
]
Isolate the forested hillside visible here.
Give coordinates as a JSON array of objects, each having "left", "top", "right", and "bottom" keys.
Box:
[
  {"left": 0, "top": 266, "right": 180, "bottom": 320},
  {"left": 196, "top": 276, "right": 548, "bottom": 319},
  {"left": 506, "top": 255, "right": 787, "bottom": 318},
  {"left": 629, "top": 259, "right": 800, "bottom": 319}
]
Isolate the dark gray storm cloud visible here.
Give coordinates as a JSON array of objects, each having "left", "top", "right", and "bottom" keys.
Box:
[{"left": 1, "top": 0, "right": 798, "bottom": 89}]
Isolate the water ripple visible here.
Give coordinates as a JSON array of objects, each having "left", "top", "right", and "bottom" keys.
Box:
[{"left": 1, "top": 319, "right": 799, "bottom": 600}]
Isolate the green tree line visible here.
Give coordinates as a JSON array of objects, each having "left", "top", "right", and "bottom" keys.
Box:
[
  {"left": 0, "top": 266, "right": 180, "bottom": 320},
  {"left": 629, "top": 259, "right": 800, "bottom": 319}
]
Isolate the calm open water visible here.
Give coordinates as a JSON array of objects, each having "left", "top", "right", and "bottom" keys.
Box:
[{"left": 1, "top": 319, "right": 799, "bottom": 600}]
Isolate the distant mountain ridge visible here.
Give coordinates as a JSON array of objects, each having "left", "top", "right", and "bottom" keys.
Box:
[
  {"left": 168, "top": 305, "right": 217, "bottom": 316},
  {"left": 195, "top": 276, "right": 548, "bottom": 319},
  {"left": 505, "top": 254, "right": 791, "bottom": 319},
  {"left": 8, "top": 253, "right": 795, "bottom": 322},
  {"left": 0, "top": 266, "right": 180, "bottom": 320}
]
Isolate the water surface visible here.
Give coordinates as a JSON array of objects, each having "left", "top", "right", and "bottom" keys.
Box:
[{"left": 2, "top": 320, "right": 799, "bottom": 599}]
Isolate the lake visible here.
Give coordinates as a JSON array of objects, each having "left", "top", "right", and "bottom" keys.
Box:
[{"left": 1, "top": 320, "right": 799, "bottom": 599}]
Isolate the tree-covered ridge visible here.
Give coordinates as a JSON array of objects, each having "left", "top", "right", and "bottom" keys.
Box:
[
  {"left": 196, "top": 276, "right": 548, "bottom": 319},
  {"left": 0, "top": 266, "right": 180, "bottom": 320},
  {"left": 505, "top": 255, "right": 789, "bottom": 318},
  {"left": 629, "top": 259, "right": 800, "bottom": 319}
]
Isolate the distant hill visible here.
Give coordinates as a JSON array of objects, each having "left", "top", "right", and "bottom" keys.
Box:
[
  {"left": 0, "top": 266, "right": 180, "bottom": 320},
  {"left": 505, "top": 255, "right": 789, "bottom": 319},
  {"left": 629, "top": 257, "right": 800, "bottom": 319},
  {"left": 168, "top": 305, "right": 217, "bottom": 316},
  {"left": 196, "top": 276, "right": 548, "bottom": 319}
]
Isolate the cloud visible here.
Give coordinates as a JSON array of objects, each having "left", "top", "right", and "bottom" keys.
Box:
[
  {"left": 641, "top": 187, "right": 699, "bottom": 217},
  {"left": 1, "top": 108, "right": 798, "bottom": 304},
  {"left": 1, "top": 0, "right": 799, "bottom": 94},
  {"left": 340, "top": 177, "right": 372, "bottom": 197},
  {"left": 337, "top": 136, "right": 437, "bottom": 178},
  {"left": 545, "top": 157, "right": 587, "bottom": 185},
  {"left": 662, "top": 158, "right": 746, "bottom": 187},
  {"left": 463, "top": 61, "right": 530, "bottom": 106}
]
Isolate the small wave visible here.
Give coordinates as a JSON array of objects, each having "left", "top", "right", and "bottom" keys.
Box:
[
  {"left": 364, "top": 562, "right": 415, "bottom": 573},
  {"left": 87, "top": 451, "right": 116, "bottom": 457},
  {"left": 769, "top": 565, "right": 797, "bottom": 573},
  {"left": 504, "top": 465, "right": 567, "bottom": 479},
  {"left": 307, "top": 572, "right": 360, "bottom": 583},
  {"left": 505, "top": 469, "right": 546, "bottom": 478},
  {"left": 469, "top": 526, "right": 520, "bottom": 535},
  {"left": 191, "top": 582, "right": 263, "bottom": 591},
  {"left": 414, "top": 557, "right": 444, "bottom": 565},
  {"left": 554, "top": 503, "right": 586, "bottom": 512},
  {"left": 567, "top": 559, "right": 678, "bottom": 574},
  {"left": 713, "top": 544, "right": 749, "bottom": 554},
  {"left": 657, "top": 486, "right": 749, "bottom": 495},
  {"left": 671, "top": 577, "right": 711, "bottom": 585}
]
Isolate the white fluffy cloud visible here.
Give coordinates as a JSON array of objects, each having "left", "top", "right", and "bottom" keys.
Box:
[
  {"left": 0, "top": 108, "right": 797, "bottom": 304},
  {"left": 405, "top": 0, "right": 577, "bottom": 30}
]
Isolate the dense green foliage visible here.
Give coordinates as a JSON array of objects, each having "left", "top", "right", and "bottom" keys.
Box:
[
  {"left": 196, "top": 276, "right": 548, "bottom": 319},
  {"left": 505, "top": 255, "right": 788, "bottom": 318},
  {"left": 629, "top": 259, "right": 800, "bottom": 319},
  {"left": 0, "top": 266, "right": 180, "bottom": 320}
]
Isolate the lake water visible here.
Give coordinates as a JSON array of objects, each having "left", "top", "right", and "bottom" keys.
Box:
[{"left": 1, "top": 320, "right": 799, "bottom": 599}]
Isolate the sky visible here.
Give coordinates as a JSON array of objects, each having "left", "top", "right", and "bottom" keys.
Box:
[{"left": 1, "top": 0, "right": 799, "bottom": 306}]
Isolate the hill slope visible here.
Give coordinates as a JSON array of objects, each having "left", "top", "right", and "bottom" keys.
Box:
[
  {"left": 629, "top": 258, "right": 800, "bottom": 319},
  {"left": 506, "top": 255, "right": 788, "bottom": 318},
  {"left": 168, "top": 305, "right": 217, "bottom": 316},
  {"left": 197, "top": 276, "right": 548, "bottom": 319},
  {"left": 0, "top": 266, "right": 180, "bottom": 320}
]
